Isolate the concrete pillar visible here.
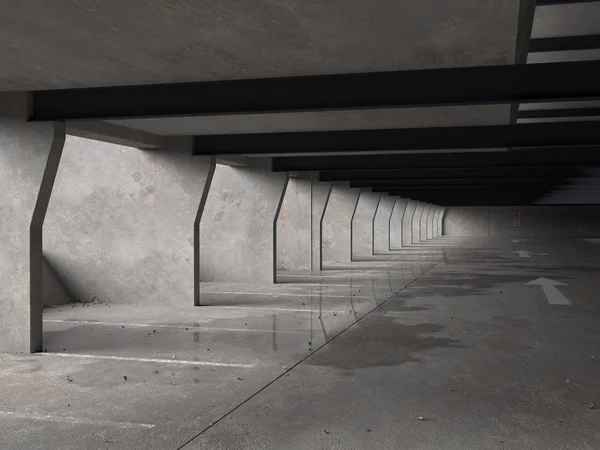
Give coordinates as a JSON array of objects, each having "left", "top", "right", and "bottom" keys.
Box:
[
  {"left": 374, "top": 195, "right": 395, "bottom": 253},
  {"left": 402, "top": 200, "right": 419, "bottom": 247},
  {"left": 200, "top": 164, "right": 288, "bottom": 284},
  {"left": 311, "top": 180, "right": 332, "bottom": 271},
  {"left": 427, "top": 204, "right": 436, "bottom": 240},
  {"left": 390, "top": 197, "right": 409, "bottom": 249},
  {"left": 322, "top": 184, "right": 360, "bottom": 265},
  {"left": 351, "top": 190, "right": 381, "bottom": 259},
  {"left": 438, "top": 207, "right": 446, "bottom": 236},
  {"left": 45, "top": 136, "right": 216, "bottom": 309},
  {"left": 0, "top": 118, "right": 65, "bottom": 353},
  {"left": 276, "top": 177, "right": 311, "bottom": 271},
  {"left": 412, "top": 202, "right": 425, "bottom": 244},
  {"left": 420, "top": 203, "right": 432, "bottom": 242},
  {"left": 432, "top": 207, "right": 441, "bottom": 238}
]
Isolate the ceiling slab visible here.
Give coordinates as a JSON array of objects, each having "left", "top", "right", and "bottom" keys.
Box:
[{"left": 532, "top": 3, "right": 600, "bottom": 38}]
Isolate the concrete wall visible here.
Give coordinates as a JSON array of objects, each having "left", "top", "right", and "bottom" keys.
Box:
[
  {"left": 420, "top": 204, "right": 432, "bottom": 242},
  {"left": 45, "top": 136, "right": 216, "bottom": 308},
  {"left": 426, "top": 205, "right": 436, "bottom": 240},
  {"left": 0, "top": 119, "right": 65, "bottom": 352},
  {"left": 412, "top": 203, "right": 425, "bottom": 244},
  {"left": 351, "top": 190, "right": 380, "bottom": 258},
  {"left": 311, "top": 180, "right": 332, "bottom": 270},
  {"left": 390, "top": 197, "right": 408, "bottom": 250},
  {"left": 445, "top": 206, "right": 600, "bottom": 237},
  {"left": 373, "top": 196, "right": 395, "bottom": 253},
  {"left": 200, "top": 164, "right": 288, "bottom": 284},
  {"left": 276, "top": 177, "right": 311, "bottom": 271},
  {"left": 322, "top": 185, "right": 359, "bottom": 264},
  {"left": 403, "top": 200, "right": 418, "bottom": 246},
  {"left": 438, "top": 207, "right": 446, "bottom": 236},
  {"left": 432, "top": 207, "right": 440, "bottom": 238}
]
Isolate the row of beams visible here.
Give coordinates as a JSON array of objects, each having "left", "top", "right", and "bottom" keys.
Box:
[
  {"left": 31, "top": 61, "right": 600, "bottom": 121},
  {"left": 274, "top": 147, "right": 600, "bottom": 171},
  {"left": 529, "top": 35, "right": 600, "bottom": 53},
  {"left": 350, "top": 178, "right": 579, "bottom": 187}
]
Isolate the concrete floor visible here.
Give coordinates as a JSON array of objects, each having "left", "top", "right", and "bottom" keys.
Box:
[{"left": 1, "top": 237, "right": 599, "bottom": 449}]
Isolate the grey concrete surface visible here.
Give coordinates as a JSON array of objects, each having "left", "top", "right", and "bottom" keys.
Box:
[
  {"left": 0, "top": 0, "right": 519, "bottom": 91},
  {"left": 0, "top": 119, "right": 65, "bottom": 353},
  {"left": 432, "top": 207, "right": 440, "bottom": 238},
  {"left": 351, "top": 191, "right": 381, "bottom": 259},
  {"left": 445, "top": 206, "right": 600, "bottom": 238},
  {"left": 322, "top": 185, "right": 360, "bottom": 265},
  {"left": 45, "top": 137, "right": 215, "bottom": 309},
  {"left": 200, "top": 165, "right": 288, "bottom": 284},
  {"left": 310, "top": 181, "right": 332, "bottom": 271},
  {"left": 277, "top": 177, "right": 311, "bottom": 271},
  {"left": 390, "top": 197, "right": 409, "bottom": 250},
  {"left": 4, "top": 237, "right": 598, "bottom": 448},
  {"left": 420, "top": 204, "right": 433, "bottom": 242},
  {"left": 426, "top": 204, "right": 437, "bottom": 240},
  {"left": 402, "top": 200, "right": 419, "bottom": 247},
  {"left": 438, "top": 207, "right": 446, "bottom": 236},
  {"left": 373, "top": 196, "right": 395, "bottom": 254},
  {"left": 412, "top": 203, "right": 426, "bottom": 244}
]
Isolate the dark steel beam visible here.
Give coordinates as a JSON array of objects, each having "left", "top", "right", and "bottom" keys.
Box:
[
  {"left": 350, "top": 178, "right": 573, "bottom": 188},
  {"left": 529, "top": 35, "right": 600, "bottom": 53},
  {"left": 30, "top": 60, "right": 600, "bottom": 121},
  {"left": 536, "top": 0, "right": 600, "bottom": 5},
  {"left": 196, "top": 122, "right": 600, "bottom": 155},
  {"left": 319, "top": 167, "right": 591, "bottom": 181},
  {"left": 518, "top": 107, "right": 600, "bottom": 119},
  {"left": 273, "top": 146, "right": 600, "bottom": 171}
]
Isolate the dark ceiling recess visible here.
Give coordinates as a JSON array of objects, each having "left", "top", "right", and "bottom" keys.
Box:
[{"left": 529, "top": 35, "right": 600, "bottom": 52}]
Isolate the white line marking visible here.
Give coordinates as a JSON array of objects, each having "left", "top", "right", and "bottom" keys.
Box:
[
  {"left": 201, "top": 290, "right": 372, "bottom": 299},
  {"left": 44, "top": 319, "right": 309, "bottom": 335},
  {"left": 38, "top": 353, "right": 255, "bottom": 368},
  {"left": 216, "top": 305, "right": 350, "bottom": 313},
  {"left": 0, "top": 411, "right": 155, "bottom": 429}
]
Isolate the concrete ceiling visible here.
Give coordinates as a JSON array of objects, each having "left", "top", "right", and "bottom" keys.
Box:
[{"left": 0, "top": 0, "right": 520, "bottom": 92}]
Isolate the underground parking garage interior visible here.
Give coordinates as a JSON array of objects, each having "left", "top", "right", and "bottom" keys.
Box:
[{"left": 1, "top": 0, "right": 600, "bottom": 449}]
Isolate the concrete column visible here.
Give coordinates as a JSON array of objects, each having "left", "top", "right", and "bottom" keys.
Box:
[
  {"left": 412, "top": 202, "right": 425, "bottom": 244},
  {"left": 438, "top": 207, "right": 446, "bottom": 236},
  {"left": 351, "top": 190, "right": 381, "bottom": 259},
  {"left": 200, "top": 164, "right": 288, "bottom": 284},
  {"left": 390, "top": 197, "right": 409, "bottom": 250},
  {"left": 420, "top": 203, "right": 432, "bottom": 242},
  {"left": 322, "top": 184, "right": 360, "bottom": 265},
  {"left": 402, "top": 200, "right": 419, "bottom": 247},
  {"left": 432, "top": 207, "right": 441, "bottom": 238},
  {"left": 45, "top": 137, "right": 216, "bottom": 309},
  {"left": 311, "top": 180, "right": 332, "bottom": 271},
  {"left": 427, "top": 204, "right": 436, "bottom": 240},
  {"left": 277, "top": 177, "right": 311, "bottom": 271},
  {"left": 373, "top": 195, "right": 395, "bottom": 253},
  {"left": 0, "top": 118, "right": 65, "bottom": 353}
]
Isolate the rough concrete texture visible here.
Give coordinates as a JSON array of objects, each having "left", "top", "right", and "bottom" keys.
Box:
[
  {"left": 322, "top": 185, "right": 360, "bottom": 264},
  {"left": 200, "top": 164, "right": 288, "bottom": 283},
  {"left": 432, "top": 207, "right": 440, "bottom": 238},
  {"left": 438, "top": 207, "right": 446, "bottom": 236},
  {"left": 0, "top": 0, "right": 520, "bottom": 91},
  {"left": 351, "top": 191, "right": 381, "bottom": 258},
  {"left": 402, "top": 200, "right": 419, "bottom": 247},
  {"left": 412, "top": 203, "right": 426, "bottom": 244},
  {"left": 310, "top": 181, "right": 332, "bottom": 270},
  {"left": 277, "top": 177, "right": 311, "bottom": 271},
  {"left": 45, "top": 137, "right": 215, "bottom": 309},
  {"left": 426, "top": 204, "right": 437, "bottom": 240},
  {"left": 373, "top": 196, "right": 396, "bottom": 254},
  {"left": 445, "top": 206, "right": 600, "bottom": 237},
  {"left": 0, "top": 119, "right": 65, "bottom": 353},
  {"left": 420, "top": 204, "right": 433, "bottom": 242},
  {"left": 389, "top": 197, "right": 408, "bottom": 250}
]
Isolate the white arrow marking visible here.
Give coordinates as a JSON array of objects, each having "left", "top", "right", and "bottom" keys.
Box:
[
  {"left": 527, "top": 277, "right": 571, "bottom": 305},
  {"left": 514, "top": 250, "right": 531, "bottom": 258},
  {"left": 512, "top": 239, "right": 531, "bottom": 243}
]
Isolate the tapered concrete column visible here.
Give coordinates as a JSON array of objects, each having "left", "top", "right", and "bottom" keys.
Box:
[
  {"left": 438, "top": 207, "right": 446, "bottom": 236},
  {"left": 311, "top": 180, "right": 332, "bottom": 270},
  {"left": 277, "top": 177, "right": 311, "bottom": 271},
  {"left": 45, "top": 137, "right": 216, "bottom": 309},
  {"left": 322, "top": 184, "right": 360, "bottom": 265},
  {"left": 427, "top": 204, "right": 436, "bottom": 240},
  {"left": 390, "top": 197, "right": 409, "bottom": 250},
  {"left": 200, "top": 164, "right": 288, "bottom": 284},
  {"left": 0, "top": 118, "right": 65, "bottom": 353},
  {"left": 351, "top": 190, "right": 381, "bottom": 258},
  {"left": 420, "top": 203, "right": 432, "bottom": 242},
  {"left": 432, "top": 207, "right": 441, "bottom": 238},
  {"left": 412, "top": 202, "right": 425, "bottom": 244},
  {"left": 403, "top": 200, "right": 419, "bottom": 247},
  {"left": 374, "top": 195, "right": 395, "bottom": 253}
]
